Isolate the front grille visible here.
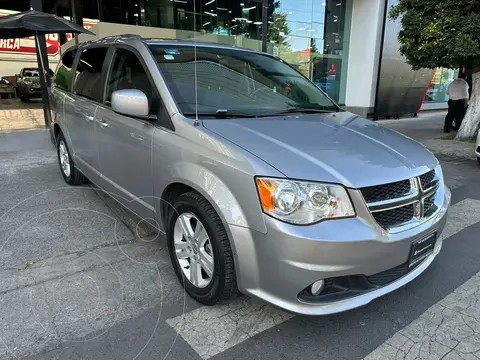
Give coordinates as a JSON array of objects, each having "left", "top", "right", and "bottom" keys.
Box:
[
  {"left": 372, "top": 205, "right": 414, "bottom": 229},
  {"left": 419, "top": 169, "right": 435, "bottom": 190},
  {"left": 424, "top": 193, "right": 438, "bottom": 218},
  {"left": 360, "top": 179, "right": 411, "bottom": 203},
  {"left": 362, "top": 169, "right": 440, "bottom": 230}
]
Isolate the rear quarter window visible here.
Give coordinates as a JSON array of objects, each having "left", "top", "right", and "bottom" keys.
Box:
[{"left": 54, "top": 49, "right": 77, "bottom": 92}]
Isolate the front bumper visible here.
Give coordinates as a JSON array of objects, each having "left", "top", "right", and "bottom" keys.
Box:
[
  {"left": 230, "top": 185, "right": 451, "bottom": 315},
  {"left": 28, "top": 87, "right": 42, "bottom": 96},
  {"left": 21, "top": 86, "right": 42, "bottom": 96}
]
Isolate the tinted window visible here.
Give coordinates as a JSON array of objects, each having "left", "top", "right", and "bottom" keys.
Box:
[
  {"left": 106, "top": 48, "right": 154, "bottom": 106},
  {"left": 148, "top": 45, "right": 338, "bottom": 117},
  {"left": 73, "top": 47, "right": 108, "bottom": 101},
  {"left": 54, "top": 49, "right": 76, "bottom": 92}
]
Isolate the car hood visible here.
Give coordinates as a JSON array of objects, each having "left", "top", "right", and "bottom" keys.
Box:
[{"left": 202, "top": 112, "right": 438, "bottom": 188}]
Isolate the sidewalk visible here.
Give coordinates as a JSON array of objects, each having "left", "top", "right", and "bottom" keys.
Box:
[
  {"left": 379, "top": 111, "right": 478, "bottom": 161},
  {"left": 0, "top": 99, "right": 44, "bottom": 133}
]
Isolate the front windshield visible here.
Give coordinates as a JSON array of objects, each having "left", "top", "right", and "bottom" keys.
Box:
[
  {"left": 148, "top": 45, "right": 339, "bottom": 117},
  {"left": 23, "top": 69, "right": 39, "bottom": 77}
]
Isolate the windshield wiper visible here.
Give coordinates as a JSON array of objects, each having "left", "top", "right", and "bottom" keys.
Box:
[
  {"left": 275, "top": 106, "right": 337, "bottom": 114},
  {"left": 183, "top": 109, "right": 257, "bottom": 118}
]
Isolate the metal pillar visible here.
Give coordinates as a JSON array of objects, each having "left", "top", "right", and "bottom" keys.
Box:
[
  {"left": 262, "top": 0, "right": 268, "bottom": 52},
  {"left": 54, "top": 2, "right": 68, "bottom": 47},
  {"left": 97, "top": 0, "right": 104, "bottom": 21},
  {"left": 30, "top": 0, "right": 53, "bottom": 137},
  {"left": 252, "top": 0, "right": 269, "bottom": 53},
  {"left": 69, "top": 0, "right": 83, "bottom": 44}
]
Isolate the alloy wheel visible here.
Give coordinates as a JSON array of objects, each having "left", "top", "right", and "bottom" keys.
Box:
[
  {"left": 173, "top": 212, "right": 214, "bottom": 288},
  {"left": 58, "top": 140, "right": 71, "bottom": 178}
]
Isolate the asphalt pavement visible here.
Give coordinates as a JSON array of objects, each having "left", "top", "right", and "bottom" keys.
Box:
[{"left": 0, "top": 114, "right": 479, "bottom": 360}]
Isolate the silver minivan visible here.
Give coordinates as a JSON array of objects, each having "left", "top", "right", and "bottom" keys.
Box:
[{"left": 51, "top": 35, "right": 451, "bottom": 315}]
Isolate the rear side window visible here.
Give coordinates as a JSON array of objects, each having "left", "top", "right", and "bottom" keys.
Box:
[
  {"left": 54, "top": 49, "right": 76, "bottom": 92},
  {"left": 73, "top": 47, "right": 108, "bottom": 102}
]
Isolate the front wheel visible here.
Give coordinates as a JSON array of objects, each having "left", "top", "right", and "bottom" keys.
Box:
[{"left": 167, "top": 191, "right": 237, "bottom": 305}]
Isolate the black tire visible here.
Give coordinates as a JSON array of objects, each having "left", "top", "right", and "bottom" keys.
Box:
[
  {"left": 21, "top": 92, "right": 29, "bottom": 103},
  {"left": 56, "top": 132, "right": 88, "bottom": 185},
  {"left": 167, "top": 191, "right": 237, "bottom": 305},
  {"left": 477, "top": 157, "right": 480, "bottom": 165}
]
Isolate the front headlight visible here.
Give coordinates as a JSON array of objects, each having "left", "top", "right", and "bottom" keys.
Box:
[
  {"left": 255, "top": 177, "right": 355, "bottom": 225},
  {"left": 23, "top": 79, "right": 33, "bottom": 85}
]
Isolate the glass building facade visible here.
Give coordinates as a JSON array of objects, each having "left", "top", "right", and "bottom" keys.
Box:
[{"left": 8, "top": 0, "right": 351, "bottom": 104}]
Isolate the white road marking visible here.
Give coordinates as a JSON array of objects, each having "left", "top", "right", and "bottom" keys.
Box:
[
  {"left": 364, "top": 199, "right": 480, "bottom": 360},
  {"left": 167, "top": 199, "right": 480, "bottom": 360},
  {"left": 167, "top": 297, "right": 293, "bottom": 359}
]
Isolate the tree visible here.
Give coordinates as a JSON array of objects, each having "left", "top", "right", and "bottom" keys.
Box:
[
  {"left": 389, "top": 1, "right": 480, "bottom": 139},
  {"left": 268, "top": 12, "right": 290, "bottom": 47}
]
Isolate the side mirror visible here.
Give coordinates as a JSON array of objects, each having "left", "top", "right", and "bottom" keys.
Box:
[{"left": 112, "top": 89, "right": 149, "bottom": 118}]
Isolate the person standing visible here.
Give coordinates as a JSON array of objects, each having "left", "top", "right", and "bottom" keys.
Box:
[{"left": 444, "top": 73, "right": 469, "bottom": 133}]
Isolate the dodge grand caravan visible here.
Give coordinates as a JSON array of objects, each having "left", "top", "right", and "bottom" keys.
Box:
[{"left": 51, "top": 35, "right": 451, "bottom": 315}]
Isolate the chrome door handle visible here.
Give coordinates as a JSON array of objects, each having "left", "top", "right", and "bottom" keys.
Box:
[{"left": 97, "top": 119, "right": 109, "bottom": 128}]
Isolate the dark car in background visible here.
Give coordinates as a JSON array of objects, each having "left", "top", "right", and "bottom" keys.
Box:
[{"left": 17, "top": 68, "right": 41, "bottom": 102}]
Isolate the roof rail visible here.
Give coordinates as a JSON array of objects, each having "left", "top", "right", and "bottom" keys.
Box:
[{"left": 102, "top": 34, "right": 142, "bottom": 40}]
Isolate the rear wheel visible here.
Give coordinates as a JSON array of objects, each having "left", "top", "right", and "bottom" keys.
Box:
[
  {"left": 167, "top": 191, "right": 237, "bottom": 305},
  {"left": 477, "top": 157, "right": 480, "bottom": 165},
  {"left": 56, "top": 132, "right": 87, "bottom": 185}
]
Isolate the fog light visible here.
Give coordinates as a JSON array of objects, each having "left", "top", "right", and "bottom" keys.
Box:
[{"left": 310, "top": 280, "right": 325, "bottom": 296}]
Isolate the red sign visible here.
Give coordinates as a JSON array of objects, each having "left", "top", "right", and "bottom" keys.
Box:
[
  {"left": 0, "top": 10, "right": 97, "bottom": 56},
  {"left": 0, "top": 36, "right": 61, "bottom": 55}
]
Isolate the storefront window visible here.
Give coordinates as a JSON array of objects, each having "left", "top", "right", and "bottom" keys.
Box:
[
  {"left": 53, "top": 0, "right": 351, "bottom": 103},
  {"left": 425, "top": 68, "right": 459, "bottom": 103},
  {"left": 268, "top": 0, "right": 349, "bottom": 103},
  {"left": 133, "top": 0, "right": 350, "bottom": 103}
]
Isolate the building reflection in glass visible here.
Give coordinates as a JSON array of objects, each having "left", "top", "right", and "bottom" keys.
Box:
[
  {"left": 55, "top": 0, "right": 350, "bottom": 103},
  {"left": 425, "top": 68, "right": 459, "bottom": 103}
]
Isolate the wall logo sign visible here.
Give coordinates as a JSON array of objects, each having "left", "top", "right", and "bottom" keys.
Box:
[{"left": 0, "top": 9, "right": 97, "bottom": 56}]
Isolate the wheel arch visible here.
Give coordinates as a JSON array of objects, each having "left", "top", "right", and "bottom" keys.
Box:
[
  {"left": 160, "top": 178, "right": 246, "bottom": 294},
  {"left": 159, "top": 177, "right": 249, "bottom": 233},
  {"left": 53, "top": 123, "right": 62, "bottom": 142},
  {"left": 160, "top": 182, "right": 196, "bottom": 229}
]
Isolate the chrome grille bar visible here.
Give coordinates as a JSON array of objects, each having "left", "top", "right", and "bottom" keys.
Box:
[{"left": 360, "top": 169, "right": 441, "bottom": 231}]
